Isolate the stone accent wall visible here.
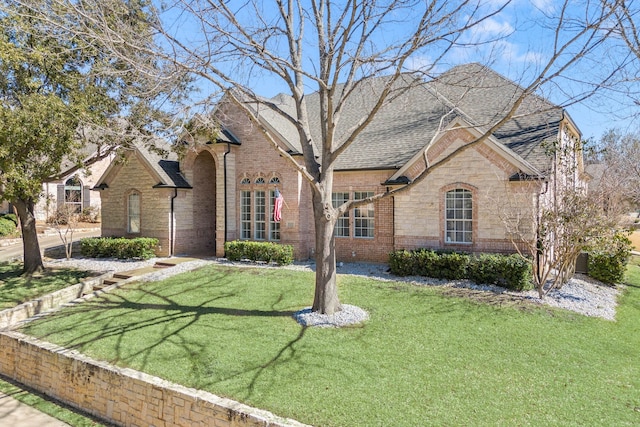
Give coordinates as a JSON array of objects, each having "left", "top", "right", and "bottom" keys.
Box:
[
  {"left": 0, "top": 331, "right": 309, "bottom": 427},
  {"left": 99, "top": 152, "right": 172, "bottom": 256},
  {"left": 395, "top": 134, "right": 537, "bottom": 254}
]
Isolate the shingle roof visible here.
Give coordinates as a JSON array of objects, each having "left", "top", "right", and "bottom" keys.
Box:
[
  {"left": 256, "top": 63, "right": 568, "bottom": 174},
  {"left": 142, "top": 141, "right": 192, "bottom": 189},
  {"left": 97, "top": 140, "right": 192, "bottom": 189}
]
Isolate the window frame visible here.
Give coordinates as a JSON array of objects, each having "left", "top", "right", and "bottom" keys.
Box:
[
  {"left": 239, "top": 175, "right": 281, "bottom": 242},
  {"left": 127, "top": 191, "right": 141, "bottom": 234},
  {"left": 444, "top": 188, "right": 473, "bottom": 244},
  {"left": 64, "top": 176, "right": 83, "bottom": 213},
  {"left": 332, "top": 192, "right": 350, "bottom": 238}
]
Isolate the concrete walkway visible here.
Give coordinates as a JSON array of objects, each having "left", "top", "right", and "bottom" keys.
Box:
[{"left": 0, "top": 390, "right": 70, "bottom": 426}]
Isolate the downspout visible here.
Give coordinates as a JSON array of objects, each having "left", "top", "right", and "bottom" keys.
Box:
[
  {"left": 223, "top": 142, "right": 231, "bottom": 248},
  {"left": 170, "top": 188, "right": 178, "bottom": 257}
]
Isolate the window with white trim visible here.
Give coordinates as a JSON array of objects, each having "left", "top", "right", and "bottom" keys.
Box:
[
  {"left": 64, "top": 176, "right": 83, "bottom": 213},
  {"left": 239, "top": 176, "right": 281, "bottom": 242},
  {"left": 240, "top": 190, "right": 252, "bottom": 239},
  {"left": 332, "top": 192, "right": 350, "bottom": 237},
  {"left": 269, "top": 190, "right": 281, "bottom": 240},
  {"left": 445, "top": 189, "right": 472, "bottom": 244},
  {"left": 127, "top": 192, "right": 141, "bottom": 233},
  {"left": 255, "top": 190, "right": 266, "bottom": 240},
  {"left": 353, "top": 191, "right": 374, "bottom": 238}
]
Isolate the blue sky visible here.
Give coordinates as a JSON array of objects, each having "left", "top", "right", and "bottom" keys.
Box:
[{"left": 163, "top": 0, "right": 637, "bottom": 141}]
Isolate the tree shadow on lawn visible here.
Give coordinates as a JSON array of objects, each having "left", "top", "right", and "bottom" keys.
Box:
[{"left": 21, "top": 269, "right": 307, "bottom": 390}]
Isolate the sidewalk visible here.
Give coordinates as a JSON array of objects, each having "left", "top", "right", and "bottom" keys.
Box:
[{"left": 0, "top": 390, "right": 70, "bottom": 426}]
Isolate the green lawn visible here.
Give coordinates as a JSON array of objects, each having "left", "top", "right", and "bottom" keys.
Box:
[
  {"left": 20, "top": 263, "right": 640, "bottom": 426},
  {"left": 0, "top": 262, "right": 93, "bottom": 309}
]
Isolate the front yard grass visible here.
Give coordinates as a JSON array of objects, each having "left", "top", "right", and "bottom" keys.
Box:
[
  {"left": 0, "top": 262, "right": 92, "bottom": 309},
  {"left": 21, "top": 263, "right": 640, "bottom": 426}
]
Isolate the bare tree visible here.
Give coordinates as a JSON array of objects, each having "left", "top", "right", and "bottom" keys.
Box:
[
  {"left": 587, "top": 129, "right": 640, "bottom": 217},
  {"left": 21, "top": 0, "right": 625, "bottom": 313},
  {"left": 48, "top": 203, "right": 81, "bottom": 260}
]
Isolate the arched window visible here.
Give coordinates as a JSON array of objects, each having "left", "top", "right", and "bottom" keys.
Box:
[
  {"left": 128, "top": 191, "right": 141, "bottom": 233},
  {"left": 64, "top": 176, "right": 83, "bottom": 213},
  {"left": 445, "top": 189, "right": 472, "bottom": 244},
  {"left": 239, "top": 175, "right": 281, "bottom": 241}
]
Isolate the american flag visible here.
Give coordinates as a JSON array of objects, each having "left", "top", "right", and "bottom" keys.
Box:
[{"left": 273, "top": 189, "right": 284, "bottom": 222}]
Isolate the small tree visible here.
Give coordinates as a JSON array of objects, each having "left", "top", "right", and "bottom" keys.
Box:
[
  {"left": 497, "top": 177, "right": 622, "bottom": 298},
  {"left": 48, "top": 204, "right": 81, "bottom": 260}
]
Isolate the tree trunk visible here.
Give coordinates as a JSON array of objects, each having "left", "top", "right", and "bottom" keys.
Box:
[
  {"left": 14, "top": 198, "right": 44, "bottom": 275},
  {"left": 311, "top": 192, "right": 342, "bottom": 315}
]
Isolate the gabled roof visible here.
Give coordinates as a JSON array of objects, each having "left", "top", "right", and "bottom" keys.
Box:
[
  {"left": 248, "top": 63, "right": 572, "bottom": 175},
  {"left": 94, "top": 140, "right": 191, "bottom": 190}
]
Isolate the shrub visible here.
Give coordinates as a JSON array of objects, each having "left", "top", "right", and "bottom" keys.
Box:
[
  {"left": 46, "top": 207, "right": 73, "bottom": 225},
  {"left": 224, "top": 240, "right": 294, "bottom": 266},
  {"left": 588, "top": 230, "right": 632, "bottom": 285},
  {"left": 468, "top": 253, "right": 533, "bottom": 291},
  {"left": 1, "top": 213, "right": 18, "bottom": 226},
  {"left": 0, "top": 216, "right": 18, "bottom": 237},
  {"left": 389, "top": 249, "right": 533, "bottom": 291},
  {"left": 81, "top": 237, "right": 158, "bottom": 260},
  {"left": 78, "top": 206, "right": 100, "bottom": 223}
]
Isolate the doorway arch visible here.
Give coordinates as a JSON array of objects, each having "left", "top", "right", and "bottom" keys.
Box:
[{"left": 191, "top": 151, "right": 216, "bottom": 254}]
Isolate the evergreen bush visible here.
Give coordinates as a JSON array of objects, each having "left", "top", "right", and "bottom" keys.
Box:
[
  {"left": 389, "top": 249, "right": 533, "bottom": 290},
  {"left": 224, "top": 240, "right": 294, "bottom": 265},
  {"left": 587, "top": 230, "right": 632, "bottom": 285},
  {"left": 81, "top": 237, "right": 158, "bottom": 259},
  {"left": 0, "top": 216, "right": 18, "bottom": 237}
]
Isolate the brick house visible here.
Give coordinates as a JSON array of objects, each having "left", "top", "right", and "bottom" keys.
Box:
[
  {"left": 94, "top": 64, "right": 585, "bottom": 262},
  {"left": 1, "top": 147, "right": 113, "bottom": 221}
]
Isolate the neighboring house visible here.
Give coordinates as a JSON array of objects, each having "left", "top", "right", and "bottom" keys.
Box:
[
  {"left": 35, "top": 148, "right": 114, "bottom": 221},
  {"left": 0, "top": 200, "right": 10, "bottom": 215},
  {"left": 95, "top": 63, "right": 586, "bottom": 262}
]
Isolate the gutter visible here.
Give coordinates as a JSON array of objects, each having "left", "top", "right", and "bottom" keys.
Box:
[
  {"left": 170, "top": 187, "right": 178, "bottom": 257},
  {"left": 223, "top": 142, "right": 231, "bottom": 247}
]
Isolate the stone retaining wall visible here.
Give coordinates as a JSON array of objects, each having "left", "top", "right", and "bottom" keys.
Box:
[
  {"left": 0, "top": 284, "right": 309, "bottom": 427},
  {"left": 0, "top": 277, "right": 101, "bottom": 330},
  {"left": 0, "top": 332, "right": 307, "bottom": 427}
]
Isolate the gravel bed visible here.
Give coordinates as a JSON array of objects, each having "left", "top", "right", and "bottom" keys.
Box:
[
  {"left": 46, "top": 257, "right": 622, "bottom": 324},
  {"left": 46, "top": 257, "right": 159, "bottom": 274}
]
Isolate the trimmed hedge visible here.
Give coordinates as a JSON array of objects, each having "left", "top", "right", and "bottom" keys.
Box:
[
  {"left": 224, "top": 240, "right": 294, "bottom": 266},
  {"left": 389, "top": 249, "right": 533, "bottom": 291},
  {"left": 80, "top": 237, "right": 158, "bottom": 260}
]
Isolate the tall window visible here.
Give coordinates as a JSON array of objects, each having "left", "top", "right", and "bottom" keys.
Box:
[
  {"left": 64, "top": 176, "right": 83, "bottom": 213},
  {"left": 353, "top": 191, "right": 375, "bottom": 238},
  {"left": 445, "top": 189, "right": 472, "bottom": 244},
  {"left": 240, "top": 190, "right": 252, "bottom": 239},
  {"left": 269, "top": 190, "right": 281, "bottom": 240},
  {"left": 239, "top": 176, "right": 282, "bottom": 242},
  {"left": 332, "top": 192, "right": 350, "bottom": 237},
  {"left": 255, "top": 190, "right": 266, "bottom": 240},
  {"left": 128, "top": 192, "right": 141, "bottom": 233}
]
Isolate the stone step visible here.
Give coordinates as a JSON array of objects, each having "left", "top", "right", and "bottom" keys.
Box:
[{"left": 154, "top": 262, "right": 176, "bottom": 268}]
